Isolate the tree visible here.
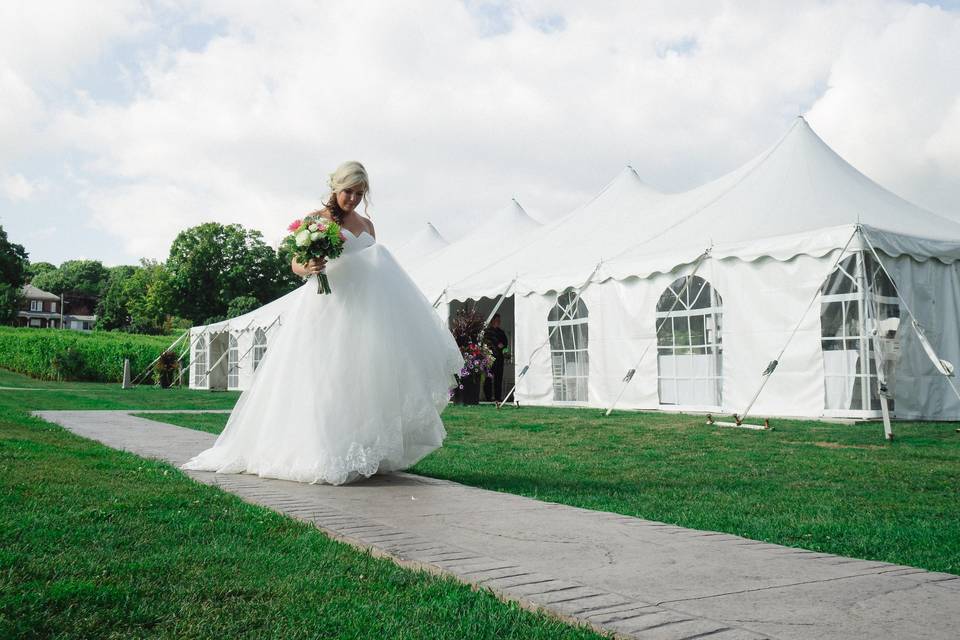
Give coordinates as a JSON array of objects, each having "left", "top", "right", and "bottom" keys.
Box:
[
  {"left": 25, "top": 261, "right": 55, "bottom": 282},
  {"left": 95, "top": 261, "right": 176, "bottom": 335},
  {"left": 126, "top": 260, "right": 175, "bottom": 334},
  {"left": 31, "top": 259, "right": 110, "bottom": 298},
  {"left": 95, "top": 265, "right": 138, "bottom": 331},
  {"left": 166, "top": 222, "right": 294, "bottom": 324},
  {"left": 227, "top": 295, "right": 262, "bottom": 319},
  {"left": 0, "top": 226, "right": 29, "bottom": 324}
]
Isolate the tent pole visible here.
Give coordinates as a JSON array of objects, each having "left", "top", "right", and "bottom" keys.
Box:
[
  {"left": 206, "top": 341, "right": 231, "bottom": 380},
  {"left": 498, "top": 262, "right": 603, "bottom": 409},
  {"left": 483, "top": 277, "right": 517, "bottom": 328},
  {"left": 604, "top": 250, "right": 710, "bottom": 416},
  {"left": 860, "top": 230, "right": 960, "bottom": 407},
  {"left": 235, "top": 316, "right": 282, "bottom": 364},
  {"left": 865, "top": 290, "right": 894, "bottom": 440},
  {"left": 174, "top": 327, "right": 212, "bottom": 387},
  {"left": 736, "top": 226, "right": 860, "bottom": 425},
  {"left": 131, "top": 329, "right": 189, "bottom": 387}
]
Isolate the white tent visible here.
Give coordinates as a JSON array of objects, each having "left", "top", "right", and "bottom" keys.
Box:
[
  {"left": 432, "top": 118, "right": 960, "bottom": 420},
  {"left": 187, "top": 290, "right": 290, "bottom": 391},
  {"left": 391, "top": 222, "right": 450, "bottom": 269},
  {"left": 409, "top": 198, "right": 544, "bottom": 303}
]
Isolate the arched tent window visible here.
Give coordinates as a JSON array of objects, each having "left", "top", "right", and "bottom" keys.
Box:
[
  {"left": 227, "top": 334, "right": 239, "bottom": 388},
  {"left": 193, "top": 334, "right": 208, "bottom": 388},
  {"left": 548, "top": 290, "right": 589, "bottom": 402},
  {"left": 820, "top": 253, "right": 900, "bottom": 414},
  {"left": 253, "top": 328, "right": 268, "bottom": 371},
  {"left": 656, "top": 275, "right": 723, "bottom": 407}
]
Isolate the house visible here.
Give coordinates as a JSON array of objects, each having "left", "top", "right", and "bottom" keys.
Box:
[
  {"left": 17, "top": 284, "right": 97, "bottom": 331},
  {"left": 17, "top": 284, "right": 61, "bottom": 328}
]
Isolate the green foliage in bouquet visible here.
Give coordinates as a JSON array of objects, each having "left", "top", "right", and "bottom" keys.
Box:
[
  {"left": 281, "top": 215, "right": 346, "bottom": 269},
  {"left": 281, "top": 215, "right": 347, "bottom": 294}
]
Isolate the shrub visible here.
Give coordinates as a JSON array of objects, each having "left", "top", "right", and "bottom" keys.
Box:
[{"left": 0, "top": 326, "right": 187, "bottom": 382}]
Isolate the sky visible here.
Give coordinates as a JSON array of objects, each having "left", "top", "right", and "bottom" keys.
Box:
[{"left": 2, "top": 0, "right": 960, "bottom": 267}]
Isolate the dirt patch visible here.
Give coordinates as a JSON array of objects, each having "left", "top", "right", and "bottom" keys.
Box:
[{"left": 800, "top": 440, "right": 886, "bottom": 450}]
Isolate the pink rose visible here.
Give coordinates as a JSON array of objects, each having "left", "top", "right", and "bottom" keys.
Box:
[{"left": 287, "top": 219, "right": 302, "bottom": 232}]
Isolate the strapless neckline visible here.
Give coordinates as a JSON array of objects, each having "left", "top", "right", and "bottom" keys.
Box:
[{"left": 342, "top": 227, "right": 373, "bottom": 241}]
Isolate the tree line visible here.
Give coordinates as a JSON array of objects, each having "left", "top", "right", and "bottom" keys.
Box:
[{"left": 0, "top": 222, "right": 301, "bottom": 333}]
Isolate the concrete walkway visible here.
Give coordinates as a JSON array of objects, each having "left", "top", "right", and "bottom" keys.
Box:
[{"left": 36, "top": 410, "right": 960, "bottom": 640}]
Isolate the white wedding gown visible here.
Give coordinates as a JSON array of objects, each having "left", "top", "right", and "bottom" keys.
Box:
[{"left": 182, "top": 228, "right": 463, "bottom": 485}]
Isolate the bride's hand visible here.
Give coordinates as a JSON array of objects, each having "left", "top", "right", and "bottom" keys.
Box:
[{"left": 306, "top": 257, "right": 327, "bottom": 274}]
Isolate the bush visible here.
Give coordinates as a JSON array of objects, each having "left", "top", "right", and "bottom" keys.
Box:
[{"left": 0, "top": 326, "right": 186, "bottom": 382}]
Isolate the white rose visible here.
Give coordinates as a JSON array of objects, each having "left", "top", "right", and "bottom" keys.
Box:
[
  {"left": 309, "top": 231, "right": 321, "bottom": 241},
  {"left": 295, "top": 230, "right": 311, "bottom": 246},
  {"left": 308, "top": 223, "right": 318, "bottom": 232}
]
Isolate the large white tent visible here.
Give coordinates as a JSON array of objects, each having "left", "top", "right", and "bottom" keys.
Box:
[
  {"left": 188, "top": 117, "right": 960, "bottom": 421},
  {"left": 390, "top": 222, "right": 450, "bottom": 269},
  {"left": 428, "top": 118, "right": 960, "bottom": 420}
]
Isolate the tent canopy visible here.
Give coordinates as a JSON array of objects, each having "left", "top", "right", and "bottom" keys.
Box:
[
  {"left": 446, "top": 118, "right": 960, "bottom": 299},
  {"left": 409, "top": 198, "right": 544, "bottom": 301},
  {"left": 391, "top": 222, "right": 449, "bottom": 267}
]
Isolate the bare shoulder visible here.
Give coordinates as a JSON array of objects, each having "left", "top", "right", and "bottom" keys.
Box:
[{"left": 362, "top": 216, "right": 376, "bottom": 238}]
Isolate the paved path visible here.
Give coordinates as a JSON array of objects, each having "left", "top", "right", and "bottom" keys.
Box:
[{"left": 36, "top": 410, "right": 960, "bottom": 640}]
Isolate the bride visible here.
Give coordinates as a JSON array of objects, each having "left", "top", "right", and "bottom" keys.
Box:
[{"left": 182, "top": 161, "right": 463, "bottom": 485}]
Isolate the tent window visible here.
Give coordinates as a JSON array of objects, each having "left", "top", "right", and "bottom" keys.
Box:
[
  {"left": 253, "top": 328, "right": 268, "bottom": 371},
  {"left": 548, "top": 290, "right": 589, "bottom": 402},
  {"left": 227, "top": 334, "right": 239, "bottom": 388},
  {"left": 193, "top": 335, "right": 208, "bottom": 388},
  {"left": 820, "top": 252, "right": 900, "bottom": 414},
  {"left": 656, "top": 275, "right": 723, "bottom": 407}
]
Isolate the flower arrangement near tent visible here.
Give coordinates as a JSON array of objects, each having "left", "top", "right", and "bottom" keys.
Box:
[{"left": 450, "top": 308, "right": 494, "bottom": 404}]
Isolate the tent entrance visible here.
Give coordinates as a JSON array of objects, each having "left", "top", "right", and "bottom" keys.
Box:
[
  {"left": 449, "top": 296, "right": 515, "bottom": 400},
  {"left": 207, "top": 331, "right": 230, "bottom": 391}
]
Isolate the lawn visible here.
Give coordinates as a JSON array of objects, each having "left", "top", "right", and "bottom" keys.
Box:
[
  {"left": 145, "top": 402, "right": 960, "bottom": 576},
  {"left": 0, "top": 369, "right": 602, "bottom": 640}
]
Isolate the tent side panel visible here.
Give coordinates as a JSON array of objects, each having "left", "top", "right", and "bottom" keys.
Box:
[
  {"left": 236, "top": 331, "right": 255, "bottom": 391},
  {"left": 586, "top": 277, "right": 667, "bottom": 410},
  {"left": 886, "top": 256, "right": 960, "bottom": 420},
  {"left": 712, "top": 255, "right": 829, "bottom": 418},
  {"left": 514, "top": 293, "right": 559, "bottom": 405}
]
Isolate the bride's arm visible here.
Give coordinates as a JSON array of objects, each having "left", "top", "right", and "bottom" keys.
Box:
[{"left": 292, "top": 257, "right": 325, "bottom": 276}]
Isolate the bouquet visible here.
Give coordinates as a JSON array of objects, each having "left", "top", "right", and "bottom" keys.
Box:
[{"left": 282, "top": 214, "right": 346, "bottom": 294}]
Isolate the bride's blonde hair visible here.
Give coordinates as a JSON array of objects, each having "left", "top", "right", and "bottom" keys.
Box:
[{"left": 324, "top": 161, "right": 369, "bottom": 220}]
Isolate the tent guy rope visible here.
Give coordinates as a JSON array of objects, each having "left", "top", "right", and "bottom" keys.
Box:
[
  {"left": 498, "top": 261, "right": 603, "bottom": 409},
  {"left": 731, "top": 225, "right": 860, "bottom": 427},
  {"left": 604, "top": 249, "right": 710, "bottom": 416}
]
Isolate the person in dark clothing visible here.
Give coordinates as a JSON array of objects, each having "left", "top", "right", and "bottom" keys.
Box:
[{"left": 483, "top": 314, "right": 509, "bottom": 402}]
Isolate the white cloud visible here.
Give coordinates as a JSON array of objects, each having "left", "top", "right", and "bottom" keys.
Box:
[
  {"left": 4, "top": 0, "right": 960, "bottom": 262},
  {"left": 807, "top": 2, "right": 960, "bottom": 217},
  {"left": 1, "top": 173, "right": 40, "bottom": 201}
]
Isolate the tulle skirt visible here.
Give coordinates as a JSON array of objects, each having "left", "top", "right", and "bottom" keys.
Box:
[{"left": 181, "top": 242, "right": 463, "bottom": 485}]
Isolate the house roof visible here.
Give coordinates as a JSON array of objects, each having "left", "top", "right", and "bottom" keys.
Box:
[{"left": 21, "top": 283, "right": 60, "bottom": 301}]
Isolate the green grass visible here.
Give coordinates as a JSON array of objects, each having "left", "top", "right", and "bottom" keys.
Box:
[
  {"left": 0, "top": 369, "right": 603, "bottom": 639},
  {"left": 145, "top": 404, "right": 960, "bottom": 576}
]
